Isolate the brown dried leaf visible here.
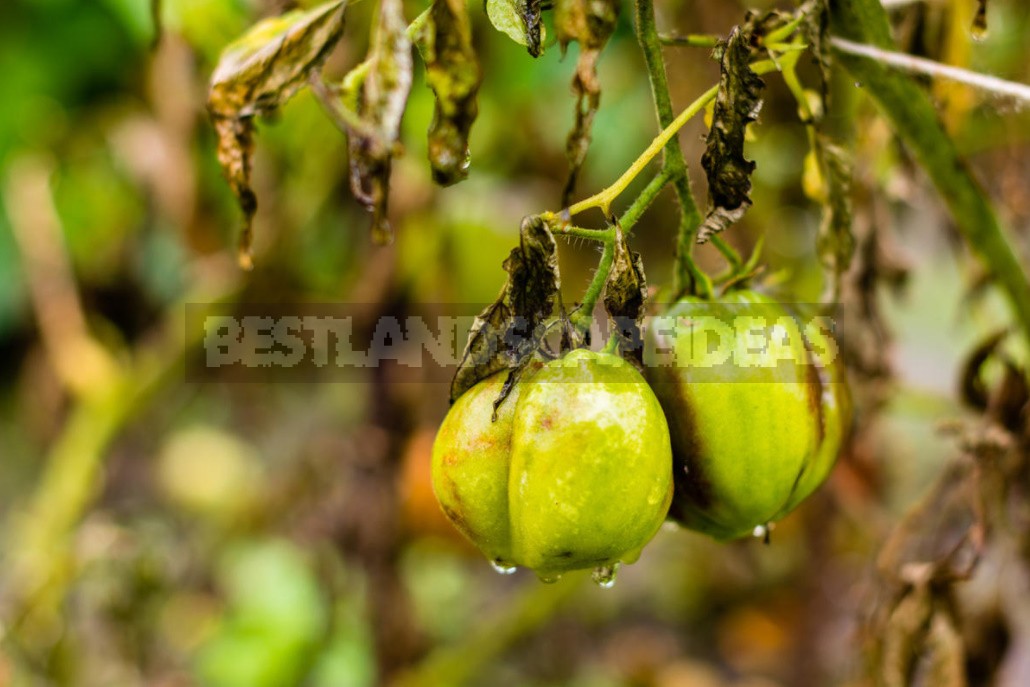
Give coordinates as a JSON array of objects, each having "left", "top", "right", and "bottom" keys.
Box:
[
  {"left": 208, "top": 1, "right": 347, "bottom": 268},
  {"left": 697, "top": 21, "right": 765, "bottom": 243},
  {"left": 603, "top": 225, "right": 646, "bottom": 362},
  {"left": 451, "top": 216, "right": 560, "bottom": 404},
  {"left": 415, "top": 0, "right": 482, "bottom": 186},
  {"left": 348, "top": 0, "right": 413, "bottom": 244},
  {"left": 555, "top": 0, "right": 619, "bottom": 206}
]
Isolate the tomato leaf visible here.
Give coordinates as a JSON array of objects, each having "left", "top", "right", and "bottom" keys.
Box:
[
  {"left": 555, "top": 0, "right": 619, "bottom": 206},
  {"left": 603, "top": 225, "right": 647, "bottom": 362},
  {"left": 451, "top": 216, "right": 560, "bottom": 405},
  {"left": 415, "top": 0, "right": 482, "bottom": 186},
  {"left": 485, "top": 0, "right": 545, "bottom": 57},
  {"left": 697, "top": 21, "right": 765, "bottom": 244},
  {"left": 347, "top": 0, "right": 413, "bottom": 245},
  {"left": 208, "top": 1, "right": 347, "bottom": 268}
]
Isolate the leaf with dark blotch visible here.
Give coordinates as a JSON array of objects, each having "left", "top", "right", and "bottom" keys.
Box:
[
  {"left": 555, "top": 0, "right": 619, "bottom": 206},
  {"left": 697, "top": 23, "right": 764, "bottom": 244},
  {"left": 415, "top": 0, "right": 482, "bottom": 186},
  {"left": 814, "top": 136, "right": 855, "bottom": 298},
  {"left": 208, "top": 1, "right": 347, "bottom": 268},
  {"left": 603, "top": 225, "right": 647, "bottom": 362},
  {"left": 485, "top": 0, "right": 544, "bottom": 57},
  {"left": 348, "top": 0, "right": 413, "bottom": 244},
  {"left": 451, "top": 216, "right": 560, "bottom": 405}
]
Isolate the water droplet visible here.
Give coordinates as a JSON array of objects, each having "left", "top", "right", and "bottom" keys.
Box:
[
  {"left": 853, "top": 81, "right": 863, "bottom": 89},
  {"left": 537, "top": 572, "right": 563, "bottom": 584},
  {"left": 662, "top": 521, "right": 680, "bottom": 532},
  {"left": 460, "top": 150, "right": 471, "bottom": 172},
  {"left": 970, "top": 24, "right": 988, "bottom": 42},
  {"left": 592, "top": 564, "right": 618, "bottom": 589},
  {"left": 752, "top": 524, "right": 767, "bottom": 539},
  {"left": 490, "top": 560, "right": 517, "bottom": 575}
]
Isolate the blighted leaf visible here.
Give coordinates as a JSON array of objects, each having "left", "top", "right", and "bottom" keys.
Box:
[
  {"left": 555, "top": 0, "right": 619, "bottom": 206},
  {"left": 485, "top": 0, "right": 545, "bottom": 57},
  {"left": 208, "top": 1, "right": 347, "bottom": 268},
  {"left": 697, "top": 23, "right": 765, "bottom": 244},
  {"left": 415, "top": 0, "right": 482, "bottom": 185},
  {"left": 348, "top": 0, "right": 413, "bottom": 244},
  {"left": 814, "top": 136, "right": 855, "bottom": 299},
  {"left": 451, "top": 216, "right": 560, "bottom": 405},
  {"left": 603, "top": 225, "right": 646, "bottom": 361}
]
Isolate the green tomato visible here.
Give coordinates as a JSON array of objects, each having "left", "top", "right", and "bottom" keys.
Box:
[
  {"left": 644, "top": 290, "right": 851, "bottom": 540},
  {"left": 432, "top": 349, "right": 673, "bottom": 579}
]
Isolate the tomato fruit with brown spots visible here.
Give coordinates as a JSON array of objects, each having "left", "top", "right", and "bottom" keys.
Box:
[
  {"left": 431, "top": 349, "right": 673, "bottom": 579},
  {"left": 644, "top": 291, "right": 852, "bottom": 540}
]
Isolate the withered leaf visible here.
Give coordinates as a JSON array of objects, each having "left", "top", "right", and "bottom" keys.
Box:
[
  {"left": 555, "top": 0, "right": 619, "bottom": 206},
  {"left": 603, "top": 225, "right": 647, "bottom": 362},
  {"left": 485, "top": 0, "right": 545, "bottom": 57},
  {"left": 451, "top": 216, "right": 560, "bottom": 405},
  {"left": 348, "top": 0, "right": 413, "bottom": 244},
  {"left": 697, "top": 21, "right": 765, "bottom": 244},
  {"left": 208, "top": 1, "right": 347, "bottom": 268},
  {"left": 415, "top": 0, "right": 482, "bottom": 186}
]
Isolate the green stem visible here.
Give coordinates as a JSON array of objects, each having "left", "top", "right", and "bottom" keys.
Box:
[
  {"left": 619, "top": 167, "right": 675, "bottom": 231},
  {"left": 572, "top": 238, "right": 616, "bottom": 333},
  {"left": 831, "top": 0, "right": 1030, "bottom": 345},
  {"left": 633, "top": 0, "right": 707, "bottom": 297}
]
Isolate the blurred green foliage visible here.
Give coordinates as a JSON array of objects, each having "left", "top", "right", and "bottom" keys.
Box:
[{"left": 0, "top": 0, "right": 1028, "bottom": 685}]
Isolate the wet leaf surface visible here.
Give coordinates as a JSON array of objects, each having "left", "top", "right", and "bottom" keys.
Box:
[{"left": 415, "top": 0, "right": 482, "bottom": 186}]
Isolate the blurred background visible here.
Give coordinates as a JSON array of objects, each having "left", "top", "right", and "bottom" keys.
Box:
[{"left": 0, "top": 0, "right": 1028, "bottom": 685}]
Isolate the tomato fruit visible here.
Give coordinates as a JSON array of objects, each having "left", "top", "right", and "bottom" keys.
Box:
[
  {"left": 432, "top": 349, "right": 673, "bottom": 579},
  {"left": 644, "top": 290, "right": 851, "bottom": 540}
]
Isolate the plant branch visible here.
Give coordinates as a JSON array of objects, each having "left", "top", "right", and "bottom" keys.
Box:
[
  {"left": 572, "top": 237, "right": 616, "bottom": 332},
  {"left": 830, "top": 0, "right": 1030, "bottom": 345},
  {"left": 633, "top": 0, "right": 709, "bottom": 296},
  {"left": 830, "top": 36, "right": 1030, "bottom": 104},
  {"left": 658, "top": 33, "right": 719, "bottom": 48}
]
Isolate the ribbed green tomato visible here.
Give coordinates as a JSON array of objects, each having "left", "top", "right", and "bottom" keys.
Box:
[
  {"left": 644, "top": 290, "right": 851, "bottom": 540},
  {"left": 432, "top": 349, "right": 673, "bottom": 578}
]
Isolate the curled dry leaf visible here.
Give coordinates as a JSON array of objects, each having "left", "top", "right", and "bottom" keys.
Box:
[
  {"left": 485, "top": 0, "right": 545, "bottom": 57},
  {"left": 451, "top": 216, "right": 560, "bottom": 407},
  {"left": 555, "top": 0, "right": 619, "bottom": 207},
  {"left": 602, "top": 225, "right": 647, "bottom": 362},
  {"left": 348, "top": 0, "right": 413, "bottom": 244},
  {"left": 208, "top": 1, "right": 347, "bottom": 268},
  {"left": 697, "top": 21, "right": 765, "bottom": 244},
  {"left": 415, "top": 0, "right": 482, "bottom": 186}
]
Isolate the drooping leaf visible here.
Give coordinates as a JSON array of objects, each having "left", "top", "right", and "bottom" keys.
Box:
[
  {"left": 555, "top": 0, "right": 619, "bottom": 206},
  {"left": 208, "top": 1, "right": 347, "bottom": 268},
  {"left": 485, "top": 0, "right": 545, "bottom": 57},
  {"left": 602, "top": 225, "right": 647, "bottom": 362},
  {"left": 415, "top": 0, "right": 482, "bottom": 185},
  {"left": 348, "top": 0, "right": 413, "bottom": 244},
  {"left": 451, "top": 216, "right": 560, "bottom": 405},
  {"left": 697, "top": 21, "right": 765, "bottom": 244}
]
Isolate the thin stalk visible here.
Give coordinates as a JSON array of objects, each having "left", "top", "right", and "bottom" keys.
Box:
[
  {"left": 572, "top": 238, "right": 616, "bottom": 332},
  {"left": 619, "top": 166, "right": 676, "bottom": 231},
  {"left": 633, "top": 0, "right": 706, "bottom": 296}
]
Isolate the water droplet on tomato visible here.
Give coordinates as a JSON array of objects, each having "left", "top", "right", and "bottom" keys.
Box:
[{"left": 592, "top": 564, "right": 618, "bottom": 589}]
